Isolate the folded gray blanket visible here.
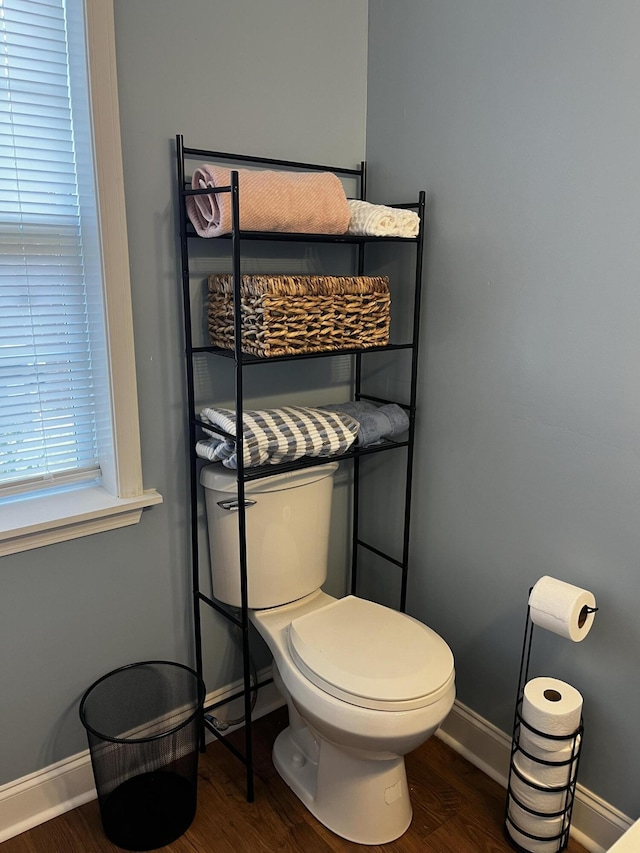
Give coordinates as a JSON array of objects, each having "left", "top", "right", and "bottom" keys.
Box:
[
  {"left": 196, "top": 405, "right": 359, "bottom": 469},
  {"left": 318, "top": 401, "right": 409, "bottom": 446}
]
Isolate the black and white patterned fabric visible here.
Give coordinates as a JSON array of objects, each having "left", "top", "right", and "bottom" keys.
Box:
[{"left": 196, "top": 405, "right": 359, "bottom": 469}]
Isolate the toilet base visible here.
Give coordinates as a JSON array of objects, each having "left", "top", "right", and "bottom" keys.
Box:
[{"left": 272, "top": 725, "right": 412, "bottom": 845}]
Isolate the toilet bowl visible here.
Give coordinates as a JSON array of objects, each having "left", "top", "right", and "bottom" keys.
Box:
[
  {"left": 200, "top": 461, "right": 456, "bottom": 844},
  {"left": 252, "top": 589, "right": 455, "bottom": 844}
]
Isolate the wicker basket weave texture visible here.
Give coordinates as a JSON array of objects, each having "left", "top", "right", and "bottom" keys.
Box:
[{"left": 207, "top": 274, "right": 390, "bottom": 358}]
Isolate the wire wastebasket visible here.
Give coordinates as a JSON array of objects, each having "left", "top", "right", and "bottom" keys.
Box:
[{"left": 79, "top": 660, "right": 205, "bottom": 851}]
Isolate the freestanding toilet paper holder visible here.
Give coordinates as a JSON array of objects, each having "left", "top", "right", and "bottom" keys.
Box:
[{"left": 503, "top": 595, "right": 596, "bottom": 852}]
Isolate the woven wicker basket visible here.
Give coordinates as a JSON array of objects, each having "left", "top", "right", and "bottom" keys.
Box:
[{"left": 207, "top": 274, "right": 390, "bottom": 357}]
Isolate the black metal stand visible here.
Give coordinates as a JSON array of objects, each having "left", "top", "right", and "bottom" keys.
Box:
[
  {"left": 503, "top": 601, "right": 593, "bottom": 852},
  {"left": 175, "top": 133, "right": 426, "bottom": 803}
]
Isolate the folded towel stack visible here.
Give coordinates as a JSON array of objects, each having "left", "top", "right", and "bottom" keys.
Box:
[
  {"left": 186, "top": 165, "right": 350, "bottom": 237},
  {"left": 318, "top": 401, "right": 410, "bottom": 446},
  {"left": 196, "top": 405, "right": 359, "bottom": 469},
  {"left": 346, "top": 199, "right": 420, "bottom": 238}
]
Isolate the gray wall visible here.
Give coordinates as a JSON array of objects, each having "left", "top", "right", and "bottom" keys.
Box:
[
  {"left": 367, "top": 0, "right": 640, "bottom": 818},
  {"left": 0, "top": 0, "right": 368, "bottom": 787}
]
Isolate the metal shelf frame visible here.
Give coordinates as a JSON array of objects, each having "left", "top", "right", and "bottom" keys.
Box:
[{"left": 176, "top": 133, "right": 426, "bottom": 802}]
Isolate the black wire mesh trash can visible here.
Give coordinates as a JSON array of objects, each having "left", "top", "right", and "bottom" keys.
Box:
[{"left": 79, "top": 661, "right": 205, "bottom": 851}]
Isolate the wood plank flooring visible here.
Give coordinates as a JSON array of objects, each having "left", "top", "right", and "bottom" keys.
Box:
[{"left": 2, "top": 707, "right": 589, "bottom": 853}]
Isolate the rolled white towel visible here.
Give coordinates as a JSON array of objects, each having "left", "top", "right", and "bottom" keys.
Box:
[{"left": 346, "top": 199, "right": 420, "bottom": 238}]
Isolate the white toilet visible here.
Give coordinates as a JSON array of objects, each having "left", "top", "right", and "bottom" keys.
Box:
[{"left": 200, "top": 461, "right": 455, "bottom": 845}]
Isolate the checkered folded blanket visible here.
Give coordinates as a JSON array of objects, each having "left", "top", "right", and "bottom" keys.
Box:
[{"left": 196, "top": 405, "right": 359, "bottom": 469}]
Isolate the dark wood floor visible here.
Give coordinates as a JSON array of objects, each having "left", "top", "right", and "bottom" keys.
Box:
[{"left": 2, "top": 707, "right": 589, "bottom": 852}]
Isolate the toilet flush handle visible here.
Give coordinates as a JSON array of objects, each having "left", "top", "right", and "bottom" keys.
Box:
[{"left": 216, "top": 498, "right": 257, "bottom": 512}]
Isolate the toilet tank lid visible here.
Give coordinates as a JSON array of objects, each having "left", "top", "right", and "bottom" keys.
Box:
[
  {"left": 288, "top": 596, "right": 455, "bottom": 711},
  {"left": 200, "top": 461, "right": 339, "bottom": 494}
]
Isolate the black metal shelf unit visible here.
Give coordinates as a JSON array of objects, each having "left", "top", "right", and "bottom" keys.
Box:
[{"left": 176, "top": 133, "right": 426, "bottom": 802}]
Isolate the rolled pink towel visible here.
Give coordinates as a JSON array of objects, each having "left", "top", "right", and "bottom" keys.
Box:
[{"left": 186, "top": 164, "right": 350, "bottom": 237}]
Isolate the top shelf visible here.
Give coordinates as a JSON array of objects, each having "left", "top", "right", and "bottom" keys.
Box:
[
  {"left": 184, "top": 224, "right": 419, "bottom": 244},
  {"left": 177, "top": 134, "right": 424, "bottom": 245}
]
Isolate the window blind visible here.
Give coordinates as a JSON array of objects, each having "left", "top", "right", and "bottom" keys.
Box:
[{"left": 0, "top": 0, "right": 103, "bottom": 495}]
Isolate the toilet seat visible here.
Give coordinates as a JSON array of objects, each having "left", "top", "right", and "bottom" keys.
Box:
[{"left": 288, "top": 595, "right": 455, "bottom": 712}]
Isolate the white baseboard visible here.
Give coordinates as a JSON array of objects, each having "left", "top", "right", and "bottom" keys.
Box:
[
  {"left": 0, "top": 667, "right": 283, "bottom": 844},
  {"left": 0, "top": 687, "right": 631, "bottom": 850},
  {"left": 436, "top": 700, "right": 633, "bottom": 853},
  {"left": 0, "top": 752, "right": 97, "bottom": 845}
]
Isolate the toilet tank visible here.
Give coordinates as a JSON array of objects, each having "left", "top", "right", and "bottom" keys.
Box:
[{"left": 200, "top": 461, "right": 339, "bottom": 609}]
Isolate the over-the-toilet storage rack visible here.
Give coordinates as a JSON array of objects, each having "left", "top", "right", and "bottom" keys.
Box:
[{"left": 176, "top": 134, "right": 426, "bottom": 801}]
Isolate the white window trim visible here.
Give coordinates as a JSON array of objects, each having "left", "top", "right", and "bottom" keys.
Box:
[{"left": 0, "top": 0, "right": 161, "bottom": 557}]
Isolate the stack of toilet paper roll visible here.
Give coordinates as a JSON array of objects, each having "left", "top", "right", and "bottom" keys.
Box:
[
  {"left": 505, "top": 577, "right": 595, "bottom": 853},
  {"left": 506, "top": 676, "right": 583, "bottom": 852}
]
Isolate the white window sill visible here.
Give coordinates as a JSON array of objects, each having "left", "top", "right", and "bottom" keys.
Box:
[{"left": 0, "top": 485, "right": 163, "bottom": 557}]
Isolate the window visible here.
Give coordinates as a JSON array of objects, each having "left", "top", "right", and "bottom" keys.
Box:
[{"left": 0, "top": 0, "right": 161, "bottom": 556}]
